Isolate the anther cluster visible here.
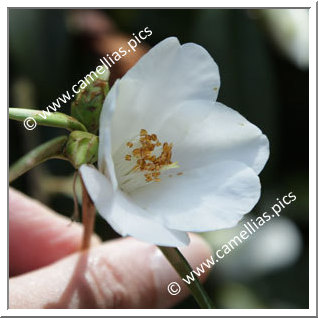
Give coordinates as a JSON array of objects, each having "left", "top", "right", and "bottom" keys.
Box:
[{"left": 125, "top": 129, "right": 173, "bottom": 182}]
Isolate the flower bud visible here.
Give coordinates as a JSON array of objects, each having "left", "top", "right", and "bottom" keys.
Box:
[
  {"left": 65, "top": 131, "right": 99, "bottom": 169},
  {"left": 71, "top": 66, "right": 110, "bottom": 134}
]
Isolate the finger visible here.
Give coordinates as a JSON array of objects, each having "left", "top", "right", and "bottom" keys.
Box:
[
  {"left": 9, "top": 234, "right": 211, "bottom": 309},
  {"left": 9, "top": 188, "right": 101, "bottom": 276}
]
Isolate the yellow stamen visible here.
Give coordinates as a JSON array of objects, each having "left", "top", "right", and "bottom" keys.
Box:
[{"left": 125, "top": 129, "right": 179, "bottom": 182}]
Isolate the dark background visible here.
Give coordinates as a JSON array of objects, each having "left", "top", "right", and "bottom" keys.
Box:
[{"left": 9, "top": 9, "right": 309, "bottom": 309}]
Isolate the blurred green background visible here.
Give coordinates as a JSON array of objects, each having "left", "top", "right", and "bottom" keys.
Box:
[{"left": 9, "top": 9, "right": 309, "bottom": 309}]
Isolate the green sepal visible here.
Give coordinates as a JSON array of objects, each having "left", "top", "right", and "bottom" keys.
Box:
[{"left": 65, "top": 131, "right": 99, "bottom": 169}]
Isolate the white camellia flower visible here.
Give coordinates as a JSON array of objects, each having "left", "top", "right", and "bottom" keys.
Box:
[{"left": 80, "top": 37, "right": 269, "bottom": 247}]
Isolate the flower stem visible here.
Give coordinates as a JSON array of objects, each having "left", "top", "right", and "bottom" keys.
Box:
[
  {"left": 71, "top": 171, "right": 80, "bottom": 222},
  {"left": 9, "top": 136, "right": 69, "bottom": 183},
  {"left": 79, "top": 175, "right": 96, "bottom": 250},
  {"left": 159, "top": 246, "right": 214, "bottom": 309},
  {"left": 9, "top": 108, "right": 87, "bottom": 132}
]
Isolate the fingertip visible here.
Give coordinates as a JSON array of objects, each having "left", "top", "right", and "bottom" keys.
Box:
[{"left": 9, "top": 236, "right": 213, "bottom": 309}]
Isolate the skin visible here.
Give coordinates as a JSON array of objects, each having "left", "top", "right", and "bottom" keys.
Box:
[{"left": 9, "top": 188, "right": 211, "bottom": 309}]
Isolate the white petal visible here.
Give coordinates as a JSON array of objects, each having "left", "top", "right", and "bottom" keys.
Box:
[
  {"left": 79, "top": 164, "right": 114, "bottom": 213},
  {"left": 109, "top": 37, "right": 220, "bottom": 153},
  {"left": 108, "top": 191, "right": 190, "bottom": 247},
  {"left": 173, "top": 102, "right": 270, "bottom": 175},
  {"left": 98, "top": 80, "right": 120, "bottom": 189},
  {"left": 79, "top": 165, "right": 189, "bottom": 247},
  {"left": 130, "top": 161, "right": 261, "bottom": 232}
]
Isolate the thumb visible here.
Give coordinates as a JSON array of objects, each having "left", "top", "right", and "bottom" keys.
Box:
[{"left": 10, "top": 235, "right": 211, "bottom": 309}]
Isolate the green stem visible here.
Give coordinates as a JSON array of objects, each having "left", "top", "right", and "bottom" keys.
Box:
[
  {"left": 9, "top": 108, "right": 87, "bottom": 132},
  {"left": 159, "top": 246, "right": 214, "bottom": 309},
  {"left": 9, "top": 136, "right": 69, "bottom": 183}
]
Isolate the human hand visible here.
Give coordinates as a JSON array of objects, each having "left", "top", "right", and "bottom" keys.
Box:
[{"left": 9, "top": 188, "right": 211, "bottom": 309}]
